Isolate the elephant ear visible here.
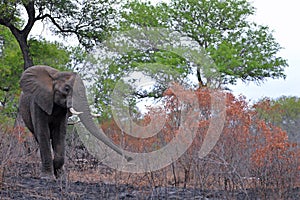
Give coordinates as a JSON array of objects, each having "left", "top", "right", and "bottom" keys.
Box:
[{"left": 20, "top": 65, "right": 59, "bottom": 115}]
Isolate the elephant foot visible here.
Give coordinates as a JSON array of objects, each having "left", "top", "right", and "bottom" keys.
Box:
[
  {"left": 54, "top": 166, "right": 65, "bottom": 179},
  {"left": 40, "top": 172, "right": 55, "bottom": 180}
]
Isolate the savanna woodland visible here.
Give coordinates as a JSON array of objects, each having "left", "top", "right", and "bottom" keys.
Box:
[{"left": 0, "top": 0, "right": 299, "bottom": 199}]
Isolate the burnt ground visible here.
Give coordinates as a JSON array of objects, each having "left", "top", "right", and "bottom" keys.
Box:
[
  {"left": 0, "top": 131, "right": 299, "bottom": 200},
  {"left": 3, "top": 176, "right": 298, "bottom": 200},
  {"left": 1, "top": 162, "right": 299, "bottom": 200}
]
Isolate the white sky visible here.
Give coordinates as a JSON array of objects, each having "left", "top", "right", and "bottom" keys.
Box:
[{"left": 30, "top": 0, "right": 300, "bottom": 102}]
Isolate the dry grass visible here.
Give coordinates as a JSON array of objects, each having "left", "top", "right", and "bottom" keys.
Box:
[{"left": 0, "top": 126, "right": 299, "bottom": 200}]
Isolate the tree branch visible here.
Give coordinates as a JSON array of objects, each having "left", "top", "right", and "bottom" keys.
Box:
[
  {"left": 0, "top": 18, "right": 8, "bottom": 26},
  {"left": 37, "top": 13, "right": 77, "bottom": 34},
  {"left": 21, "top": 1, "right": 35, "bottom": 38},
  {"left": 133, "top": 91, "right": 162, "bottom": 99}
]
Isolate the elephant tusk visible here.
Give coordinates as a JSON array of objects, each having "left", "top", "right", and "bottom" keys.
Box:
[
  {"left": 91, "top": 113, "right": 101, "bottom": 117},
  {"left": 70, "top": 107, "right": 83, "bottom": 115}
]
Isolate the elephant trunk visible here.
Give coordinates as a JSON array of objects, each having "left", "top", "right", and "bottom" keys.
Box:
[
  {"left": 66, "top": 94, "right": 73, "bottom": 109},
  {"left": 71, "top": 75, "right": 132, "bottom": 162}
]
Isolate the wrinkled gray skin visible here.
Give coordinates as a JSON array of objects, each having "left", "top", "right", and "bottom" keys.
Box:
[{"left": 19, "top": 65, "right": 131, "bottom": 179}]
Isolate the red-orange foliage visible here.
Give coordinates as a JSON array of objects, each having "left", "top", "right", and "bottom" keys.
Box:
[
  {"left": 251, "top": 121, "right": 295, "bottom": 167},
  {"left": 250, "top": 101, "right": 299, "bottom": 191},
  {"left": 100, "top": 86, "right": 299, "bottom": 190}
]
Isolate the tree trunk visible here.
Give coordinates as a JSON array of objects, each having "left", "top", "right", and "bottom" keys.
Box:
[
  {"left": 14, "top": 32, "right": 34, "bottom": 70},
  {"left": 7, "top": 23, "right": 34, "bottom": 70},
  {"left": 197, "top": 68, "right": 205, "bottom": 88},
  {"left": 10, "top": 28, "right": 34, "bottom": 130}
]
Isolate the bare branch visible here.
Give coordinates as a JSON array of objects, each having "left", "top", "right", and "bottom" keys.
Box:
[
  {"left": 22, "top": 1, "right": 35, "bottom": 38},
  {"left": 38, "top": 13, "right": 77, "bottom": 34}
]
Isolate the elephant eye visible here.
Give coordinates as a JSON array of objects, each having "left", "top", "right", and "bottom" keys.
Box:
[{"left": 64, "top": 85, "right": 71, "bottom": 93}]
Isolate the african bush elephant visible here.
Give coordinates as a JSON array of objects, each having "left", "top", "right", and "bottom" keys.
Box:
[{"left": 19, "top": 65, "right": 131, "bottom": 179}]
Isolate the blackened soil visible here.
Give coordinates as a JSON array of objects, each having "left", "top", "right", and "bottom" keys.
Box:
[
  {"left": 2, "top": 176, "right": 299, "bottom": 200},
  {"left": 2, "top": 176, "right": 135, "bottom": 200},
  {"left": 1, "top": 162, "right": 299, "bottom": 200}
]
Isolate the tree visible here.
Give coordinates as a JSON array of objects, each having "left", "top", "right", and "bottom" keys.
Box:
[
  {"left": 121, "top": 0, "right": 288, "bottom": 86},
  {"left": 28, "top": 38, "right": 71, "bottom": 69},
  {"left": 92, "top": 48, "right": 190, "bottom": 120},
  {"left": 0, "top": 0, "right": 117, "bottom": 70},
  {"left": 0, "top": 25, "right": 23, "bottom": 118},
  {"left": 255, "top": 96, "right": 300, "bottom": 144},
  {"left": 90, "top": 0, "right": 288, "bottom": 121}
]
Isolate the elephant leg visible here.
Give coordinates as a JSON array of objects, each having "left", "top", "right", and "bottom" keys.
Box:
[
  {"left": 38, "top": 137, "right": 54, "bottom": 179},
  {"left": 51, "top": 118, "right": 67, "bottom": 178},
  {"left": 32, "top": 106, "right": 54, "bottom": 179}
]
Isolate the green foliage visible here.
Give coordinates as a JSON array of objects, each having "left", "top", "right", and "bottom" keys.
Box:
[
  {"left": 255, "top": 96, "right": 300, "bottom": 143},
  {"left": 121, "top": 0, "right": 168, "bottom": 29},
  {"left": 92, "top": 48, "right": 189, "bottom": 121},
  {"left": 0, "top": 0, "right": 119, "bottom": 70},
  {"left": 0, "top": 25, "right": 23, "bottom": 117},
  {"left": 121, "top": 0, "right": 288, "bottom": 85},
  {"left": 40, "top": 0, "right": 117, "bottom": 48},
  {"left": 29, "top": 38, "right": 71, "bottom": 70},
  {"left": 1, "top": 0, "right": 117, "bottom": 47},
  {"left": 208, "top": 23, "right": 287, "bottom": 84},
  {"left": 0, "top": 0, "right": 23, "bottom": 27}
]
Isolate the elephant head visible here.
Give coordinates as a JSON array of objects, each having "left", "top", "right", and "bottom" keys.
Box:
[
  {"left": 20, "top": 66, "right": 76, "bottom": 115},
  {"left": 20, "top": 65, "right": 132, "bottom": 165}
]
